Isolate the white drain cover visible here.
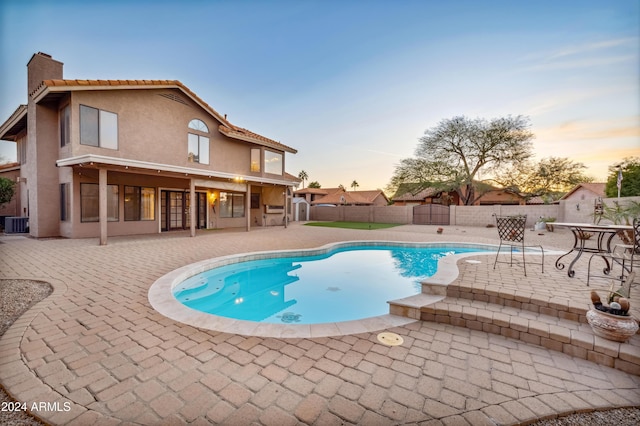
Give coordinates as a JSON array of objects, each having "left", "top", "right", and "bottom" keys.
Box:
[{"left": 377, "top": 332, "right": 404, "bottom": 346}]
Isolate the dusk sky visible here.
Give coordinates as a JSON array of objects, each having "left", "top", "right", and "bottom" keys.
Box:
[{"left": 1, "top": 0, "right": 638, "bottom": 191}]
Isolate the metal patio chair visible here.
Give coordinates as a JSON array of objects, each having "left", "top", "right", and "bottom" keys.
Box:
[
  {"left": 493, "top": 214, "right": 544, "bottom": 277},
  {"left": 587, "top": 217, "right": 640, "bottom": 286}
]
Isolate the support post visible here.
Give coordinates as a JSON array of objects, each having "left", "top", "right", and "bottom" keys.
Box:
[
  {"left": 284, "top": 186, "right": 288, "bottom": 228},
  {"left": 99, "top": 168, "right": 108, "bottom": 245},
  {"left": 190, "top": 179, "right": 196, "bottom": 237},
  {"left": 246, "top": 183, "right": 251, "bottom": 232}
]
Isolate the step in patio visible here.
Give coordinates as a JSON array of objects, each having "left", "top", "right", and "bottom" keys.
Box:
[{"left": 388, "top": 282, "right": 640, "bottom": 375}]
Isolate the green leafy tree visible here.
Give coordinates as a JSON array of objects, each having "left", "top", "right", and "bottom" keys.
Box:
[
  {"left": 298, "top": 170, "right": 309, "bottom": 189},
  {"left": 0, "top": 177, "right": 16, "bottom": 207},
  {"left": 350, "top": 180, "right": 359, "bottom": 190},
  {"left": 494, "top": 157, "right": 593, "bottom": 201},
  {"left": 389, "top": 115, "right": 534, "bottom": 205},
  {"left": 605, "top": 157, "right": 640, "bottom": 197},
  {"left": 308, "top": 181, "right": 321, "bottom": 188}
]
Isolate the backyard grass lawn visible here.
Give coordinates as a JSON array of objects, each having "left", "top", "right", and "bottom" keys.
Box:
[{"left": 304, "top": 221, "right": 402, "bottom": 230}]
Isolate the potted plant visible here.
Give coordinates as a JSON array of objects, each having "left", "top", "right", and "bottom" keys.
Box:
[
  {"left": 540, "top": 216, "right": 556, "bottom": 232},
  {"left": 586, "top": 273, "right": 638, "bottom": 342},
  {"left": 594, "top": 201, "right": 640, "bottom": 245}
]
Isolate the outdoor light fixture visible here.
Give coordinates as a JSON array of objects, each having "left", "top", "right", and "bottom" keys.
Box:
[{"left": 576, "top": 204, "right": 580, "bottom": 211}]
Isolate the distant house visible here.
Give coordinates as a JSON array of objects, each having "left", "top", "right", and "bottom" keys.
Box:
[
  {"left": 391, "top": 183, "right": 458, "bottom": 206},
  {"left": 295, "top": 187, "right": 389, "bottom": 206},
  {"left": 392, "top": 182, "right": 530, "bottom": 206},
  {"left": 294, "top": 187, "right": 334, "bottom": 204},
  {"left": 559, "top": 183, "right": 606, "bottom": 202}
]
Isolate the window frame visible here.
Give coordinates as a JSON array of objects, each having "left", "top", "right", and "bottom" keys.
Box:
[
  {"left": 250, "top": 148, "right": 261, "bottom": 172},
  {"left": 60, "top": 183, "right": 70, "bottom": 221},
  {"left": 264, "top": 150, "right": 283, "bottom": 175},
  {"left": 187, "top": 133, "right": 210, "bottom": 165},
  {"left": 188, "top": 119, "right": 209, "bottom": 132},
  {"left": 80, "top": 183, "right": 119, "bottom": 223},
  {"left": 187, "top": 119, "right": 210, "bottom": 165},
  {"left": 219, "top": 191, "right": 246, "bottom": 218},
  {"left": 124, "top": 186, "right": 156, "bottom": 221},
  {"left": 79, "top": 104, "right": 119, "bottom": 150},
  {"left": 60, "top": 104, "right": 70, "bottom": 147}
]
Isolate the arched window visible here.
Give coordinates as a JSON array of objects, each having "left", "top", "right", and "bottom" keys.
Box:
[
  {"left": 187, "top": 119, "right": 210, "bottom": 165},
  {"left": 188, "top": 119, "right": 209, "bottom": 133}
]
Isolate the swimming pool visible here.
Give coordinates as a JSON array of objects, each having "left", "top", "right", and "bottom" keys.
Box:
[
  {"left": 148, "top": 241, "right": 501, "bottom": 338},
  {"left": 172, "top": 244, "right": 494, "bottom": 325}
]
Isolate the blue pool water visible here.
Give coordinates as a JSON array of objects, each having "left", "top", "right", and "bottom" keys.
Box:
[{"left": 173, "top": 244, "right": 494, "bottom": 325}]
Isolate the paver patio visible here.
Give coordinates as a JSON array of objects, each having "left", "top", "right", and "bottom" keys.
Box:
[{"left": 0, "top": 223, "right": 639, "bottom": 425}]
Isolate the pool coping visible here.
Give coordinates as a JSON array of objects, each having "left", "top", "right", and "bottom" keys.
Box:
[{"left": 148, "top": 241, "right": 504, "bottom": 338}]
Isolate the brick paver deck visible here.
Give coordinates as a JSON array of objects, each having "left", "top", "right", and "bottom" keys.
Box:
[{"left": 1, "top": 224, "right": 639, "bottom": 425}]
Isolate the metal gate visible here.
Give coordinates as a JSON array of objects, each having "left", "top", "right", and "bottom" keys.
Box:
[{"left": 413, "top": 204, "right": 450, "bottom": 225}]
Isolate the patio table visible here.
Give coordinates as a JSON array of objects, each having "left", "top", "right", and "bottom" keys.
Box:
[{"left": 553, "top": 222, "right": 633, "bottom": 278}]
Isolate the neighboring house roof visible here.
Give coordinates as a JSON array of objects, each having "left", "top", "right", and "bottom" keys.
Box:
[
  {"left": 560, "top": 183, "right": 606, "bottom": 200},
  {"left": 14, "top": 79, "right": 296, "bottom": 154},
  {"left": 0, "top": 162, "right": 20, "bottom": 172},
  {"left": 392, "top": 187, "right": 440, "bottom": 202},
  {"left": 526, "top": 196, "right": 546, "bottom": 205},
  {"left": 392, "top": 183, "right": 443, "bottom": 201},
  {"left": 311, "top": 189, "right": 388, "bottom": 205},
  {"left": 294, "top": 187, "right": 330, "bottom": 196}
]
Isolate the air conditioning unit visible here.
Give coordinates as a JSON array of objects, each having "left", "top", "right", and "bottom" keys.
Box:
[{"left": 4, "top": 217, "right": 29, "bottom": 234}]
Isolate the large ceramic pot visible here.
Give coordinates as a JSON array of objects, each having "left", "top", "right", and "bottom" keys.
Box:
[{"left": 586, "top": 309, "right": 639, "bottom": 342}]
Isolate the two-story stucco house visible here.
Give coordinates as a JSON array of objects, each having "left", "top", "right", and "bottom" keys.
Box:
[{"left": 0, "top": 52, "right": 299, "bottom": 244}]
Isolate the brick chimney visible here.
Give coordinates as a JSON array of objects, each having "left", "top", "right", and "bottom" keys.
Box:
[
  {"left": 27, "top": 52, "right": 63, "bottom": 94},
  {"left": 24, "top": 52, "right": 64, "bottom": 238}
]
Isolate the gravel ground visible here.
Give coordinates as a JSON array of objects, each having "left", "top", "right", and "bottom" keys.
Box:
[
  {"left": 0, "top": 278, "right": 637, "bottom": 425},
  {"left": 0, "top": 279, "right": 52, "bottom": 426}
]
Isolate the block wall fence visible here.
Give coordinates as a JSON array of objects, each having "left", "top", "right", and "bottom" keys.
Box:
[{"left": 309, "top": 196, "right": 640, "bottom": 227}]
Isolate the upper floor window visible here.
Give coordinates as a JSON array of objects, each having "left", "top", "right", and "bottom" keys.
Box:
[
  {"left": 188, "top": 119, "right": 209, "bottom": 132},
  {"left": 60, "top": 104, "right": 70, "bottom": 147},
  {"left": 250, "top": 148, "right": 261, "bottom": 172},
  {"left": 80, "top": 105, "right": 118, "bottom": 149},
  {"left": 264, "top": 150, "right": 282, "bottom": 175},
  {"left": 187, "top": 119, "right": 209, "bottom": 165}
]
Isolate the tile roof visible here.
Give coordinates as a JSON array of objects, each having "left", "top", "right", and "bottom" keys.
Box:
[
  {"left": 31, "top": 79, "right": 296, "bottom": 153},
  {"left": 392, "top": 186, "right": 439, "bottom": 201},
  {"left": 393, "top": 188, "right": 439, "bottom": 201},
  {"left": 0, "top": 162, "right": 20, "bottom": 171},
  {"left": 294, "top": 188, "right": 329, "bottom": 195},
  {"left": 0, "top": 104, "right": 28, "bottom": 141},
  {"left": 310, "top": 189, "right": 387, "bottom": 205}
]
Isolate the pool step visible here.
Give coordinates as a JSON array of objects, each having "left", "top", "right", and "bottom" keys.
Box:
[
  {"left": 388, "top": 282, "right": 640, "bottom": 375},
  {"left": 421, "top": 297, "right": 639, "bottom": 375}
]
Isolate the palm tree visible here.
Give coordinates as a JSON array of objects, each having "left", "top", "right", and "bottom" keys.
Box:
[
  {"left": 351, "top": 180, "right": 359, "bottom": 191},
  {"left": 298, "top": 170, "right": 308, "bottom": 189}
]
